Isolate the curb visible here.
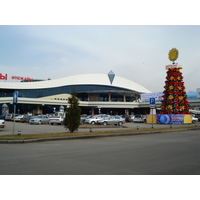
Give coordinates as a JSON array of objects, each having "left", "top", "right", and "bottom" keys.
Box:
[{"left": 1, "top": 127, "right": 200, "bottom": 144}]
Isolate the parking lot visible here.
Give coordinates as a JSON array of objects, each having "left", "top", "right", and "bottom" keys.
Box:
[
  {"left": 0, "top": 121, "right": 127, "bottom": 135},
  {"left": 0, "top": 120, "right": 199, "bottom": 136},
  {"left": 0, "top": 121, "right": 69, "bottom": 135}
]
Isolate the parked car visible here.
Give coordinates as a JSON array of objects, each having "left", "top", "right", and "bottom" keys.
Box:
[
  {"left": 80, "top": 114, "right": 88, "bottom": 124},
  {"left": 133, "top": 114, "right": 146, "bottom": 123},
  {"left": 130, "top": 115, "right": 135, "bottom": 121},
  {"left": 14, "top": 115, "right": 25, "bottom": 122},
  {"left": 46, "top": 113, "right": 56, "bottom": 118},
  {"left": 83, "top": 115, "right": 93, "bottom": 123},
  {"left": 0, "top": 116, "right": 5, "bottom": 128},
  {"left": 10, "top": 114, "right": 19, "bottom": 121},
  {"left": 5, "top": 113, "right": 13, "bottom": 121},
  {"left": 192, "top": 114, "right": 198, "bottom": 123},
  {"left": 20, "top": 115, "right": 32, "bottom": 123},
  {"left": 96, "top": 116, "right": 125, "bottom": 126},
  {"left": 29, "top": 115, "right": 49, "bottom": 125},
  {"left": 49, "top": 116, "right": 64, "bottom": 125},
  {"left": 85, "top": 115, "right": 107, "bottom": 125},
  {"left": 194, "top": 114, "right": 200, "bottom": 121},
  {"left": 122, "top": 115, "right": 128, "bottom": 122},
  {"left": 125, "top": 115, "right": 132, "bottom": 122}
]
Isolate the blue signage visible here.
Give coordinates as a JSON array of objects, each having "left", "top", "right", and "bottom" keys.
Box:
[
  {"left": 156, "top": 114, "right": 192, "bottom": 124},
  {"left": 150, "top": 98, "right": 155, "bottom": 104},
  {"left": 13, "top": 91, "right": 18, "bottom": 103}
]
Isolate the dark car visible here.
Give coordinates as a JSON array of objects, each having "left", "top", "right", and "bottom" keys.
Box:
[
  {"left": 20, "top": 115, "right": 32, "bottom": 123},
  {"left": 122, "top": 115, "right": 132, "bottom": 122}
]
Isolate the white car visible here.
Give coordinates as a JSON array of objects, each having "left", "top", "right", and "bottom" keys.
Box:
[
  {"left": 130, "top": 115, "right": 135, "bottom": 121},
  {"left": 192, "top": 114, "right": 198, "bottom": 123},
  {"left": 0, "top": 117, "right": 5, "bottom": 128},
  {"left": 14, "top": 115, "right": 24, "bottom": 122},
  {"left": 49, "top": 116, "right": 64, "bottom": 125},
  {"left": 84, "top": 115, "right": 108, "bottom": 125},
  {"left": 133, "top": 114, "right": 146, "bottom": 123}
]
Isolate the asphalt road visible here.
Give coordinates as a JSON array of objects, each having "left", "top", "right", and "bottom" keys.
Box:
[{"left": 1, "top": 129, "right": 200, "bottom": 175}]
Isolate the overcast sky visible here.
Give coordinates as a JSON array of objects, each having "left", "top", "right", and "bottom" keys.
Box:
[
  {"left": 1, "top": 2, "right": 200, "bottom": 93},
  {"left": 1, "top": 25, "right": 200, "bottom": 93}
]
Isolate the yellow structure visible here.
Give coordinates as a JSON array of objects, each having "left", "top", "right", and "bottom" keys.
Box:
[
  {"left": 146, "top": 114, "right": 157, "bottom": 124},
  {"left": 184, "top": 114, "right": 192, "bottom": 124}
]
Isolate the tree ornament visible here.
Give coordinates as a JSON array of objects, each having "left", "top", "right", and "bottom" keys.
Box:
[{"left": 160, "top": 48, "right": 190, "bottom": 114}]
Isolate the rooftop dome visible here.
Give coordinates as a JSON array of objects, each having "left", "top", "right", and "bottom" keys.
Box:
[{"left": 0, "top": 73, "right": 151, "bottom": 94}]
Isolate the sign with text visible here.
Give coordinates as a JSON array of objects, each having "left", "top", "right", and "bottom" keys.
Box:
[
  {"left": 156, "top": 114, "right": 192, "bottom": 124},
  {"left": 0, "top": 73, "right": 8, "bottom": 80},
  {"left": 141, "top": 92, "right": 163, "bottom": 102},
  {"left": 0, "top": 73, "right": 33, "bottom": 81},
  {"left": 150, "top": 98, "right": 155, "bottom": 104}
]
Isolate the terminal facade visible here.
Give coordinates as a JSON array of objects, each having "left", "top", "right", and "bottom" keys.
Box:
[{"left": 0, "top": 71, "right": 200, "bottom": 116}]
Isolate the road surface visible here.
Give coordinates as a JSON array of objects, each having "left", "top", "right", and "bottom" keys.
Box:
[{"left": 0, "top": 129, "right": 200, "bottom": 175}]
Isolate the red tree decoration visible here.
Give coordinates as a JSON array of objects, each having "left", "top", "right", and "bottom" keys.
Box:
[{"left": 160, "top": 66, "right": 190, "bottom": 114}]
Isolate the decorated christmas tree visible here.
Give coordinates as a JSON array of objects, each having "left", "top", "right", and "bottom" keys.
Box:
[{"left": 160, "top": 48, "right": 190, "bottom": 114}]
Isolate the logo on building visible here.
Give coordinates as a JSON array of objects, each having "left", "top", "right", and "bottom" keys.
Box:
[
  {"left": 0, "top": 73, "right": 33, "bottom": 81},
  {"left": 0, "top": 73, "right": 8, "bottom": 80}
]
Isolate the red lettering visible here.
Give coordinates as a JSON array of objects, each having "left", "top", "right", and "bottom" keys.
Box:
[
  {"left": 0, "top": 73, "right": 8, "bottom": 80},
  {"left": 3, "top": 74, "right": 33, "bottom": 81},
  {"left": 11, "top": 75, "right": 33, "bottom": 81}
]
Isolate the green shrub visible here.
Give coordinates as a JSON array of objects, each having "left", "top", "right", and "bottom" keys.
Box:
[{"left": 63, "top": 91, "right": 81, "bottom": 132}]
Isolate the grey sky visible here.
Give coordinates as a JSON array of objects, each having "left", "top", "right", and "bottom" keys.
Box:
[{"left": 1, "top": 3, "right": 200, "bottom": 93}]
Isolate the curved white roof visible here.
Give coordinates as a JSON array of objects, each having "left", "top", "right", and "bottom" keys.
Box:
[{"left": 0, "top": 73, "right": 151, "bottom": 94}]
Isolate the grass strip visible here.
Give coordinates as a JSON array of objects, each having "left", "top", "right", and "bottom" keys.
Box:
[{"left": 0, "top": 125, "right": 200, "bottom": 141}]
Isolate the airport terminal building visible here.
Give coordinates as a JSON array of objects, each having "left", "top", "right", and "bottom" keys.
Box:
[
  {"left": 0, "top": 71, "right": 154, "bottom": 115},
  {"left": 1, "top": 70, "right": 200, "bottom": 116}
]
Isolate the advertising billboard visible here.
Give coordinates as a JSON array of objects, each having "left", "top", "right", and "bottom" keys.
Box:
[
  {"left": 141, "top": 92, "right": 163, "bottom": 102},
  {"left": 156, "top": 114, "right": 192, "bottom": 124}
]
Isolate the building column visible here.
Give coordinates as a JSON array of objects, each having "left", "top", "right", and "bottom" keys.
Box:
[
  {"left": 108, "top": 93, "right": 111, "bottom": 102},
  {"left": 123, "top": 93, "right": 126, "bottom": 102},
  {"left": 127, "top": 109, "right": 129, "bottom": 115},
  {"left": 91, "top": 108, "right": 94, "bottom": 115},
  {"left": 125, "top": 109, "right": 129, "bottom": 115},
  {"left": 34, "top": 105, "right": 41, "bottom": 115}
]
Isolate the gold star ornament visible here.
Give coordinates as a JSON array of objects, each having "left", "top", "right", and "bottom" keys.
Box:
[{"left": 168, "top": 48, "right": 179, "bottom": 62}]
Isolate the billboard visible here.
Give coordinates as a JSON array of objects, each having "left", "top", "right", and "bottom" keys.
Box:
[
  {"left": 156, "top": 114, "right": 192, "bottom": 124},
  {"left": 147, "top": 114, "right": 192, "bottom": 124},
  {"left": 141, "top": 92, "right": 163, "bottom": 102}
]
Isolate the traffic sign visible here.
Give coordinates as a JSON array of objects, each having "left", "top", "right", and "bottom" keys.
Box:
[
  {"left": 150, "top": 105, "right": 156, "bottom": 108},
  {"left": 150, "top": 98, "right": 155, "bottom": 104},
  {"left": 13, "top": 91, "right": 18, "bottom": 103}
]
